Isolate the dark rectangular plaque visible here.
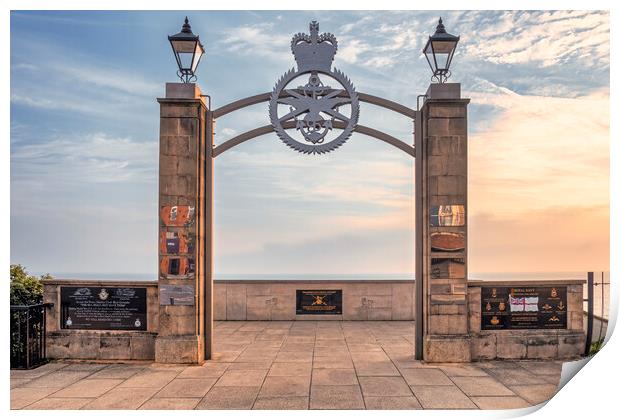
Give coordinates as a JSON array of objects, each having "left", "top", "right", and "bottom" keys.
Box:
[
  {"left": 61, "top": 286, "right": 147, "bottom": 331},
  {"left": 481, "top": 286, "right": 567, "bottom": 330},
  {"left": 296, "top": 290, "right": 342, "bottom": 315}
]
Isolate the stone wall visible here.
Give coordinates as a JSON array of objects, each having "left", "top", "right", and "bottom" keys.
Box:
[
  {"left": 468, "top": 280, "right": 586, "bottom": 360},
  {"left": 214, "top": 280, "right": 415, "bottom": 321},
  {"left": 43, "top": 280, "right": 158, "bottom": 360}
]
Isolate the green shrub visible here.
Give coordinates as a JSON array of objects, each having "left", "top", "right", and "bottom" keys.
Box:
[{"left": 10, "top": 265, "right": 50, "bottom": 305}]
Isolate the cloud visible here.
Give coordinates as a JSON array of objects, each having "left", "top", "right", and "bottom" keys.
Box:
[
  {"left": 218, "top": 22, "right": 291, "bottom": 63},
  {"left": 468, "top": 84, "right": 609, "bottom": 217},
  {"left": 11, "top": 133, "right": 158, "bottom": 187},
  {"left": 461, "top": 10, "right": 609, "bottom": 67}
]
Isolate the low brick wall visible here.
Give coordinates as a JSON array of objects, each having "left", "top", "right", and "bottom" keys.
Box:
[
  {"left": 43, "top": 279, "right": 159, "bottom": 360},
  {"left": 214, "top": 280, "right": 415, "bottom": 321},
  {"left": 467, "top": 280, "right": 586, "bottom": 360}
]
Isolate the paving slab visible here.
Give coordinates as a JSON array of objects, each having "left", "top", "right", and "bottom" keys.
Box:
[
  {"left": 400, "top": 368, "right": 453, "bottom": 386},
  {"left": 118, "top": 369, "right": 179, "bottom": 388},
  {"left": 215, "top": 369, "right": 268, "bottom": 387},
  {"left": 275, "top": 351, "right": 313, "bottom": 363},
  {"left": 155, "top": 378, "right": 218, "bottom": 398},
  {"left": 10, "top": 362, "right": 67, "bottom": 379},
  {"left": 269, "top": 362, "right": 312, "bottom": 377},
  {"left": 410, "top": 385, "right": 478, "bottom": 409},
  {"left": 364, "top": 396, "right": 422, "bottom": 410},
  {"left": 139, "top": 398, "right": 201, "bottom": 409},
  {"left": 50, "top": 378, "right": 124, "bottom": 398},
  {"left": 313, "top": 356, "right": 354, "bottom": 369},
  {"left": 312, "top": 368, "right": 358, "bottom": 386},
  {"left": 11, "top": 387, "right": 61, "bottom": 409},
  {"left": 253, "top": 396, "right": 309, "bottom": 410},
  {"left": 177, "top": 363, "right": 230, "bottom": 378},
  {"left": 471, "top": 396, "right": 531, "bottom": 409},
  {"left": 354, "top": 361, "right": 400, "bottom": 376},
  {"left": 310, "top": 385, "right": 365, "bottom": 410},
  {"left": 196, "top": 386, "right": 260, "bottom": 409},
  {"left": 509, "top": 383, "right": 558, "bottom": 405},
  {"left": 451, "top": 376, "right": 515, "bottom": 397},
  {"left": 24, "top": 397, "right": 94, "bottom": 410},
  {"left": 20, "top": 369, "right": 92, "bottom": 389},
  {"left": 227, "top": 361, "right": 273, "bottom": 371},
  {"left": 88, "top": 365, "right": 145, "bottom": 379},
  {"left": 259, "top": 376, "right": 311, "bottom": 397},
  {"left": 359, "top": 376, "right": 413, "bottom": 397},
  {"left": 83, "top": 387, "right": 160, "bottom": 409}
]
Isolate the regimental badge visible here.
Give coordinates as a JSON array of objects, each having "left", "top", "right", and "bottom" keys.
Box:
[
  {"left": 551, "top": 288, "right": 558, "bottom": 298},
  {"left": 485, "top": 302, "right": 491, "bottom": 311},
  {"left": 557, "top": 301, "right": 565, "bottom": 310},
  {"left": 98, "top": 288, "right": 109, "bottom": 301},
  {"left": 498, "top": 302, "right": 506, "bottom": 312},
  {"left": 135, "top": 318, "right": 142, "bottom": 328},
  {"left": 312, "top": 295, "right": 327, "bottom": 305},
  {"left": 490, "top": 316, "right": 500, "bottom": 325},
  {"left": 269, "top": 21, "right": 360, "bottom": 154},
  {"left": 65, "top": 317, "right": 73, "bottom": 327}
]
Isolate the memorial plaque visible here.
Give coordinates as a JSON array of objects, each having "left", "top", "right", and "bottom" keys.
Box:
[
  {"left": 431, "top": 257, "right": 465, "bottom": 279},
  {"left": 61, "top": 286, "right": 147, "bottom": 331},
  {"left": 481, "top": 286, "right": 567, "bottom": 330},
  {"left": 160, "top": 256, "right": 195, "bottom": 278},
  {"left": 160, "top": 205, "right": 195, "bottom": 227},
  {"left": 431, "top": 232, "right": 465, "bottom": 253},
  {"left": 430, "top": 205, "right": 465, "bottom": 227},
  {"left": 160, "top": 284, "right": 195, "bottom": 306},
  {"left": 296, "top": 290, "right": 342, "bottom": 315}
]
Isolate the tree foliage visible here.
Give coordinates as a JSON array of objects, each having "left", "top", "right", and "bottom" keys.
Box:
[{"left": 10, "top": 265, "right": 50, "bottom": 305}]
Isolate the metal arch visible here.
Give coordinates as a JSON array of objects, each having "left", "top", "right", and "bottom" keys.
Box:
[
  {"left": 212, "top": 121, "right": 415, "bottom": 158},
  {"left": 212, "top": 90, "right": 416, "bottom": 119}
]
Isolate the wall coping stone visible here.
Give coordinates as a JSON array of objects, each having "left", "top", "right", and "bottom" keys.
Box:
[{"left": 468, "top": 279, "right": 586, "bottom": 287}]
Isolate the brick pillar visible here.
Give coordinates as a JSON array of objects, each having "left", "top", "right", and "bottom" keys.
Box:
[
  {"left": 416, "top": 83, "right": 471, "bottom": 362},
  {"left": 155, "top": 83, "right": 209, "bottom": 364}
]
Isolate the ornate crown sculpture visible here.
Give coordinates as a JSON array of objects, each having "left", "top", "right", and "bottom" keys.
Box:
[
  {"left": 269, "top": 21, "right": 359, "bottom": 155},
  {"left": 291, "top": 21, "right": 338, "bottom": 73}
]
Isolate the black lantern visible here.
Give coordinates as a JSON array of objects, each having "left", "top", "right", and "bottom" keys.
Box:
[
  {"left": 168, "top": 17, "right": 205, "bottom": 83},
  {"left": 423, "top": 18, "right": 459, "bottom": 83}
]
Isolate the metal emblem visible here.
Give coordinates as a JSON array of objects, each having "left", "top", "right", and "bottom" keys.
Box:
[
  {"left": 269, "top": 21, "right": 359, "bottom": 154},
  {"left": 98, "top": 288, "right": 109, "bottom": 301}
]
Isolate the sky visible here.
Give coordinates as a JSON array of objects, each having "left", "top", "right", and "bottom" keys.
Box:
[{"left": 9, "top": 10, "right": 610, "bottom": 279}]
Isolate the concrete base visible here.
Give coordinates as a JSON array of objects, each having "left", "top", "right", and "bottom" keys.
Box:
[
  {"left": 155, "top": 335, "right": 203, "bottom": 364},
  {"left": 424, "top": 335, "right": 472, "bottom": 362}
]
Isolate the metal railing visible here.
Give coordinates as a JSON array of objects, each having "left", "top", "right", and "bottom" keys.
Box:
[
  {"left": 584, "top": 271, "right": 609, "bottom": 355},
  {"left": 10, "top": 303, "right": 53, "bottom": 369}
]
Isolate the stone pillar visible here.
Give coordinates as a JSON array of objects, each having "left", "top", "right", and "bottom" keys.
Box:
[
  {"left": 416, "top": 83, "right": 471, "bottom": 362},
  {"left": 156, "top": 83, "right": 210, "bottom": 364}
]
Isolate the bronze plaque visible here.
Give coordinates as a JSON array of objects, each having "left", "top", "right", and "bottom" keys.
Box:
[
  {"left": 430, "top": 232, "right": 465, "bottom": 253},
  {"left": 296, "top": 290, "right": 342, "bottom": 315},
  {"left": 481, "top": 286, "right": 567, "bottom": 330}
]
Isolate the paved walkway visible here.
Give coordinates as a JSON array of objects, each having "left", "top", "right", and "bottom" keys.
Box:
[{"left": 11, "top": 321, "right": 565, "bottom": 410}]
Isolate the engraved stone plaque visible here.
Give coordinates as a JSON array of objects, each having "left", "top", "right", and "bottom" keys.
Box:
[{"left": 159, "top": 284, "right": 195, "bottom": 306}]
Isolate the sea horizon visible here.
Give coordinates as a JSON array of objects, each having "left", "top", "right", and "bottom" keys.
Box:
[{"left": 34, "top": 271, "right": 606, "bottom": 282}]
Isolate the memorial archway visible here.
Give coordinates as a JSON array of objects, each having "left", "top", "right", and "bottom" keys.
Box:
[{"left": 156, "top": 20, "right": 470, "bottom": 364}]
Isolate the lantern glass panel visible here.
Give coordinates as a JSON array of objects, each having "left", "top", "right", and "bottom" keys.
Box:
[
  {"left": 191, "top": 42, "right": 204, "bottom": 72},
  {"left": 171, "top": 39, "right": 198, "bottom": 71},
  {"left": 431, "top": 40, "right": 457, "bottom": 70}
]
